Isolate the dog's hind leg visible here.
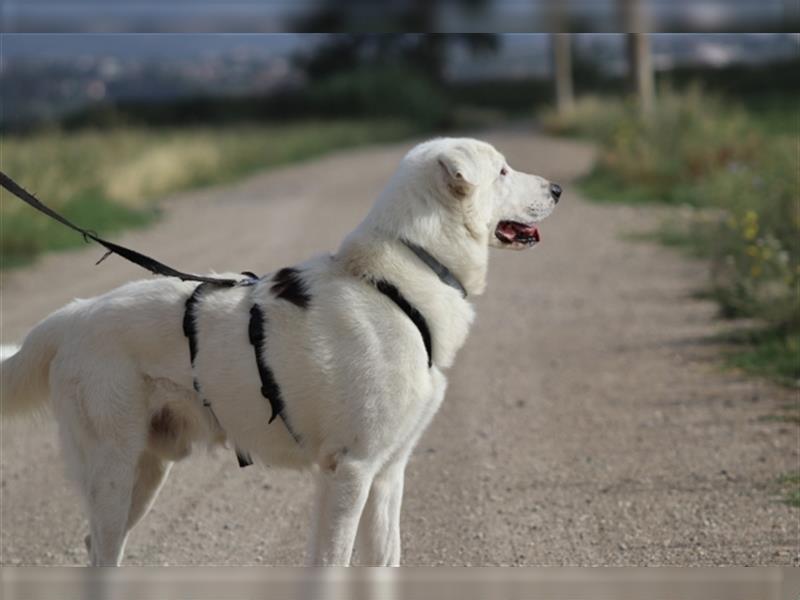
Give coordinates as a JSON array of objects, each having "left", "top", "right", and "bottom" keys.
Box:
[
  {"left": 126, "top": 450, "right": 172, "bottom": 533},
  {"left": 52, "top": 359, "right": 149, "bottom": 566},
  {"left": 82, "top": 451, "right": 170, "bottom": 565},
  {"left": 82, "top": 444, "right": 140, "bottom": 566}
]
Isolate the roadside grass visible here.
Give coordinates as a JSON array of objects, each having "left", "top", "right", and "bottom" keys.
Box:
[
  {"left": 722, "top": 328, "right": 800, "bottom": 386},
  {"left": 1, "top": 119, "right": 422, "bottom": 268},
  {"left": 543, "top": 90, "right": 799, "bottom": 385},
  {"left": 758, "top": 413, "right": 800, "bottom": 425},
  {"left": 775, "top": 473, "right": 800, "bottom": 508},
  {"left": 578, "top": 168, "right": 671, "bottom": 205},
  {"left": 2, "top": 191, "right": 157, "bottom": 269},
  {"left": 620, "top": 221, "right": 713, "bottom": 258}
]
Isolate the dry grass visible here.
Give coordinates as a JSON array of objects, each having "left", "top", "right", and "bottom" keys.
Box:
[{"left": 1, "top": 119, "right": 420, "bottom": 266}]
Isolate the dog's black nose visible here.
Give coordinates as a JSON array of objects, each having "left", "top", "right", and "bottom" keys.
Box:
[{"left": 549, "top": 183, "right": 562, "bottom": 203}]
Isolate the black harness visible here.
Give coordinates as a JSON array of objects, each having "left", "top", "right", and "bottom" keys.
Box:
[
  {"left": 247, "top": 302, "right": 301, "bottom": 444},
  {"left": 182, "top": 241, "right": 465, "bottom": 468},
  {"left": 374, "top": 240, "right": 467, "bottom": 368},
  {"left": 0, "top": 172, "right": 467, "bottom": 468},
  {"left": 182, "top": 276, "right": 302, "bottom": 468},
  {"left": 183, "top": 280, "right": 253, "bottom": 467}
]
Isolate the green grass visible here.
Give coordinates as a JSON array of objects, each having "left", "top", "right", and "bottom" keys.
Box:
[
  {"left": 620, "top": 222, "right": 713, "bottom": 259},
  {"left": 580, "top": 168, "right": 703, "bottom": 207},
  {"left": 545, "top": 90, "right": 799, "bottom": 386},
  {"left": 579, "top": 169, "right": 665, "bottom": 205},
  {"left": 1, "top": 192, "right": 157, "bottom": 269},
  {"left": 1, "top": 119, "right": 423, "bottom": 267},
  {"left": 758, "top": 413, "right": 800, "bottom": 425},
  {"left": 775, "top": 473, "right": 800, "bottom": 508},
  {"left": 723, "top": 328, "right": 800, "bottom": 385},
  {"left": 743, "top": 93, "right": 800, "bottom": 136}
]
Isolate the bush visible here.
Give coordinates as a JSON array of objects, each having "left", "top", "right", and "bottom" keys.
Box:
[
  {"left": 545, "top": 89, "right": 799, "bottom": 382},
  {"left": 703, "top": 137, "right": 799, "bottom": 332},
  {"left": 543, "top": 89, "right": 759, "bottom": 203},
  {"left": 304, "top": 67, "right": 450, "bottom": 127},
  {"left": 541, "top": 96, "right": 629, "bottom": 142}
]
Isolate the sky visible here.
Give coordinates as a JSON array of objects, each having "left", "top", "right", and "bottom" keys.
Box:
[
  {"left": 1, "top": 34, "right": 310, "bottom": 60},
  {"left": 3, "top": 34, "right": 796, "bottom": 76},
  {"left": 1, "top": 32, "right": 795, "bottom": 125},
  {"left": 1, "top": 1, "right": 795, "bottom": 33}
]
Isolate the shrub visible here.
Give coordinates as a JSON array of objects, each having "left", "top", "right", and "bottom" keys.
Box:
[
  {"left": 305, "top": 67, "right": 450, "bottom": 127},
  {"left": 540, "top": 96, "right": 629, "bottom": 142},
  {"left": 545, "top": 89, "right": 799, "bottom": 382},
  {"left": 545, "top": 88, "right": 759, "bottom": 203},
  {"left": 703, "top": 137, "right": 799, "bottom": 332}
]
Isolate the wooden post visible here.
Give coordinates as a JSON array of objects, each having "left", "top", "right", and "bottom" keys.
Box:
[
  {"left": 552, "top": 33, "right": 574, "bottom": 115},
  {"left": 627, "top": 33, "right": 655, "bottom": 115},
  {"left": 617, "top": 0, "right": 655, "bottom": 114}
]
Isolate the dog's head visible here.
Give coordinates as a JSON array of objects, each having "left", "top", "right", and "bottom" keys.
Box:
[{"left": 406, "top": 137, "right": 562, "bottom": 250}]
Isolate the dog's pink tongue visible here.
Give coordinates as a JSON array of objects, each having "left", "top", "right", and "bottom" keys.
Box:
[
  {"left": 520, "top": 224, "right": 540, "bottom": 242},
  {"left": 497, "top": 221, "right": 540, "bottom": 243}
]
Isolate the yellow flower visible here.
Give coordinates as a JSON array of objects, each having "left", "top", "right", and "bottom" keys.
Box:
[
  {"left": 744, "top": 210, "right": 758, "bottom": 223},
  {"left": 743, "top": 225, "right": 758, "bottom": 240},
  {"left": 750, "top": 265, "right": 762, "bottom": 277},
  {"left": 746, "top": 245, "right": 759, "bottom": 257}
]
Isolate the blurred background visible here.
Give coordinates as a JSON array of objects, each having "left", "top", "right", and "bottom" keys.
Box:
[
  {"left": 2, "top": 0, "right": 799, "bottom": 32},
  {"left": 3, "top": 0, "right": 800, "bottom": 568},
  {"left": 2, "top": 31, "right": 798, "bottom": 387}
]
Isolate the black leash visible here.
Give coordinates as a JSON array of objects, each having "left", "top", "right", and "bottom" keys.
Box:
[
  {"left": 1, "top": 170, "right": 266, "bottom": 466},
  {"left": 0, "top": 171, "right": 238, "bottom": 286},
  {"left": 2, "top": 170, "right": 459, "bottom": 460}
]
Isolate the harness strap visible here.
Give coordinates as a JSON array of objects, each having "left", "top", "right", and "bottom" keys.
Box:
[
  {"left": 376, "top": 240, "right": 465, "bottom": 368},
  {"left": 248, "top": 304, "right": 302, "bottom": 444},
  {"left": 3, "top": 171, "right": 306, "bottom": 466},
  {"left": 3, "top": 171, "right": 450, "bottom": 457},
  {"left": 248, "top": 304, "right": 282, "bottom": 423},
  {"left": 183, "top": 283, "right": 210, "bottom": 376},
  {"left": 183, "top": 282, "right": 254, "bottom": 467},
  {"left": 373, "top": 279, "right": 434, "bottom": 369}
]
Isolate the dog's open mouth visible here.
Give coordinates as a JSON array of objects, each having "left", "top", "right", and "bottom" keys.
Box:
[{"left": 495, "top": 220, "right": 540, "bottom": 246}]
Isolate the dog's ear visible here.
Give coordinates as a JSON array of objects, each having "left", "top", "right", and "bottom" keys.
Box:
[{"left": 437, "top": 151, "right": 476, "bottom": 199}]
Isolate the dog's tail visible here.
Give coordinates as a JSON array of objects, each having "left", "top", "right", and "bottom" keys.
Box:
[{"left": 1, "top": 313, "right": 65, "bottom": 417}]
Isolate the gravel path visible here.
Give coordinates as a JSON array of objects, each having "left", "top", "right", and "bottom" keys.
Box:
[{"left": 1, "top": 132, "right": 797, "bottom": 566}]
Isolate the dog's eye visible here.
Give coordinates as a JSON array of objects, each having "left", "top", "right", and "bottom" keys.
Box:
[{"left": 500, "top": 167, "right": 508, "bottom": 176}]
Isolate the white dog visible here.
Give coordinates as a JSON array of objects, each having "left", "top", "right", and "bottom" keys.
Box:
[{"left": 1, "top": 138, "right": 561, "bottom": 566}]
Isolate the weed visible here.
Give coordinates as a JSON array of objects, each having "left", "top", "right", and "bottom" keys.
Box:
[
  {"left": 776, "top": 473, "right": 800, "bottom": 508},
  {"left": 547, "top": 90, "right": 799, "bottom": 384},
  {"left": 1, "top": 119, "right": 422, "bottom": 266}
]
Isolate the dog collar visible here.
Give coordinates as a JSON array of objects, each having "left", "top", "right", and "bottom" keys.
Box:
[{"left": 401, "top": 239, "right": 467, "bottom": 298}]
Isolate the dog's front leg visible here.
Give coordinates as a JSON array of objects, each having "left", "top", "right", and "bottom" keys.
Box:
[
  {"left": 354, "top": 457, "right": 406, "bottom": 566},
  {"left": 308, "top": 456, "right": 374, "bottom": 566}
]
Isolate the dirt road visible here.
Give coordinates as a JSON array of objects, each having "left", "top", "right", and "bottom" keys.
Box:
[{"left": 1, "top": 132, "right": 797, "bottom": 566}]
